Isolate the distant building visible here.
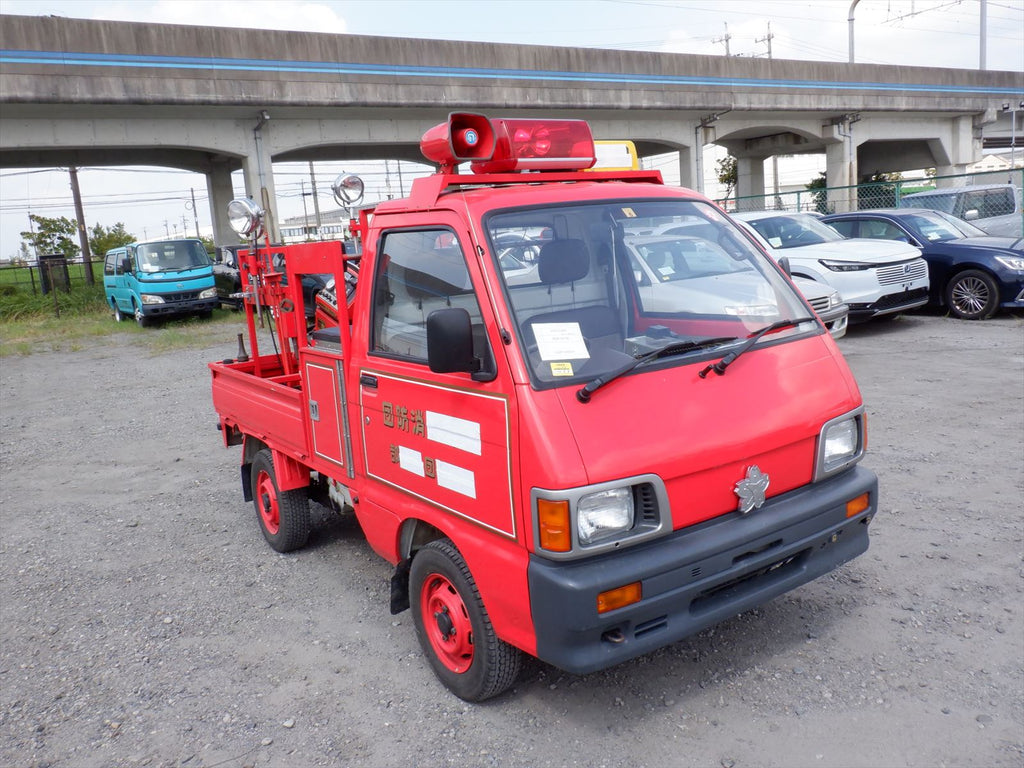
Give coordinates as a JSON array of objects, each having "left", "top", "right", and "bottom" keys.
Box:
[{"left": 279, "top": 208, "right": 351, "bottom": 243}]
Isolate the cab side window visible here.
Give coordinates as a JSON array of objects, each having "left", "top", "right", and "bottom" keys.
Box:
[{"left": 371, "top": 229, "right": 489, "bottom": 364}]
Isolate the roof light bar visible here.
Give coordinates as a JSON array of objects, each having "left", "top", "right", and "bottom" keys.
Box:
[{"left": 471, "top": 118, "right": 596, "bottom": 174}]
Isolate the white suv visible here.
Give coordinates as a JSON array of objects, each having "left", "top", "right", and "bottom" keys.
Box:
[{"left": 731, "top": 211, "right": 929, "bottom": 322}]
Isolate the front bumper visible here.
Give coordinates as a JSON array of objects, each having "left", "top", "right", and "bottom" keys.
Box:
[
  {"left": 139, "top": 298, "right": 219, "bottom": 317},
  {"left": 848, "top": 287, "right": 929, "bottom": 320},
  {"left": 528, "top": 465, "right": 877, "bottom": 675}
]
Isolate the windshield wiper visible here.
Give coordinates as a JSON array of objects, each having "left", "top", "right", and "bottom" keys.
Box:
[
  {"left": 576, "top": 336, "right": 736, "bottom": 403},
  {"left": 698, "top": 317, "right": 814, "bottom": 379}
]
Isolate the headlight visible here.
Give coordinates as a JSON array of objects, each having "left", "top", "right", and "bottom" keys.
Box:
[
  {"left": 532, "top": 476, "right": 669, "bottom": 560},
  {"left": 578, "top": 488, "right": 634, "bottom": 545},
  {"left": 994, "top": 255, "right": 1024, "bottom": 271},
  {"left": 199, "top": 287, "right": 218, "bottom": 300},
  {"left": 815, "top": 409, "right": 865, "bottom": 480},
  {"left": 818, "top": 259, "right": 873, "bottom": 272},
  {"left": 828, "top": 290, "right": 841, "bottom": 308},
  {"left": 140, "top": 294, "right": 165, "bottom": 305}
]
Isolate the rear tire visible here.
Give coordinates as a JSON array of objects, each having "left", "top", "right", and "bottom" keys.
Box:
[
  {"left": 410, "top": 539, "right": 521, "bottom": 701},
  {"left": 945, "top": 269, "right": 998, "bottom": 320},
  {"left": 112, "top": 303, "right": 124, "bottom": 322},
  {"left": 250, "top": 449, "right": 310, "bottom": 552}
]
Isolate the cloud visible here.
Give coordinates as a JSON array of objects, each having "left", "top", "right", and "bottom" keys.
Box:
[{"left": 90, "top": 0, "right": 348, "bottom": 33}]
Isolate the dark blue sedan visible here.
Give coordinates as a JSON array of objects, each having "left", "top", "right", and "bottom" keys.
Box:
[{"left": 822, "top": 209, "right": 1024, "bottom": 320}]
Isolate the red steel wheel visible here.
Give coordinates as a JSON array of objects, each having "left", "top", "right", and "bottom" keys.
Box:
[
  {"left": 420, "top": 572, "right": 475, "bottom": 673},
  {"left": 249, "top": 449, "right": 310, "bottom": 553},
  {"left": 409, "top": 539, "right": 521, "bottom": 701}
]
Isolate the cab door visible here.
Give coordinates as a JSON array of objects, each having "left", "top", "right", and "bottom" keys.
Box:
[{"left": 351, "top": 218, "right": 518, "bottom": 541}]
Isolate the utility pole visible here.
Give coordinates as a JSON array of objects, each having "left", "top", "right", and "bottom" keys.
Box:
[
  {"left": 713, "top": 23, "right": 732, "bottom": 57},
  {"left": 756, "top": 24, "right": 781, "bottom": 206},
  {"left": 190, "top": 187, "right": 201, "bottom": 238},
  {"left": 69, "top": 166, "right": 94, "bottom": 285},
  {"left": 755, "top": 22, "right": 773, "bottom": 60},
  {"left": 301, "top": 179, "right": 310, "bottom": 239},
  {"left": 308, "top": 161, "right": 322, "bottom": 239}
]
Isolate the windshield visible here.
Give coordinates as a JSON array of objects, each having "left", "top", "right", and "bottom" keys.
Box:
[
  {"left": 903, "top": 211, "right": 984, "bottom": 242},
  {"left": 137, "top": 240, "right": 211, "bottom": 272},
  {"left": 928, "top": 210, "right": 989, "bottom": 239},
  {"left": 741, "top": 214, "right": 845, "bottom": 249},
  {"left": 486, "top": 199, "right": 812, "bottom": 389}
]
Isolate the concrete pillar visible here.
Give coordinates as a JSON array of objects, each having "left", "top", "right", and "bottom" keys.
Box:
[
  {"left": 677, "top": 145, "right": 696, "bottom": 192},
  {"left": 935, "top": 165, "right": 969, "bottom": 187},
  {"left": 825, "top": 142, "right": 857, "bottom": 213},
  {"left": 206, "top": 163, "right": 236, "bottom": 247},
  {"left": 735, "top": 156, "right": 766, "bottom": 211},
  {"left": 241, "top": 125, "right": 280, "bottom": 244}
]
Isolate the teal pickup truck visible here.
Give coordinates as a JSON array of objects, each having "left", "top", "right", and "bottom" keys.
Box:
[{"left": 103, "top": 238, "right": 218, "bottom": 326}]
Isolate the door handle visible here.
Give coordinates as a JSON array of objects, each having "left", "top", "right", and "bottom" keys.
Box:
[{"left": 360, "top": 374, "right": 378, "bottom": 389}]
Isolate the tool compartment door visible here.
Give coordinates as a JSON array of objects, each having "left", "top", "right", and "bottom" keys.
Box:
[{"left": 303, "top": 351, "right": 346, "bottom": 469}]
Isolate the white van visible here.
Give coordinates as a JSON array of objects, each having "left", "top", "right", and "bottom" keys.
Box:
[{"left": 899, "top": 184, "right": 1023, "bottom": 238}]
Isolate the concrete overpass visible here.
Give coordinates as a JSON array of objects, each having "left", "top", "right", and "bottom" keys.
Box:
[{"left": 1, "top": 14, "right": 1021, "bottom": 245}]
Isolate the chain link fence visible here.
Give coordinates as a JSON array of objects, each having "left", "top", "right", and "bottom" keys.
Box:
[
  {"left": 0, "top": 260, "right": 103, "bottom": 296},
  {"left": 717, "top": 167, "right": 1024, "bottom": 216}
]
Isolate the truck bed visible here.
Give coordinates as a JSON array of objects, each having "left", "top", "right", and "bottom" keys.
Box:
[{"left": 209, "top": 354, "right": 308, "bottom": 460}]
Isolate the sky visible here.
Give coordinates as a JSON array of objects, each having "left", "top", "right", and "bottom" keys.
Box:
[{"left": 1, "top": 0, "right": 1022, "bottom": 261}]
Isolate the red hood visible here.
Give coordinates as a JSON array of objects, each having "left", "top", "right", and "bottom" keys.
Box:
[{"left": 545, "top": 334, "right": 860, "bottom": 529}]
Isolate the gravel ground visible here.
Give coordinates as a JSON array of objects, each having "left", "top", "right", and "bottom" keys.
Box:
[{"left": 1, "top": 312, "right": 1022, "bottom": 768}]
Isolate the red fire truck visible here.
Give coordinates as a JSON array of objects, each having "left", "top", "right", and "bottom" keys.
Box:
[{"left": 209, "top": 113, "right": 877, "bottom": 701}]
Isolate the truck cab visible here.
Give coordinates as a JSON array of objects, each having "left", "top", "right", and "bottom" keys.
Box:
[{"left": 209, "top": 114, "right": 877, "bottom": 701}]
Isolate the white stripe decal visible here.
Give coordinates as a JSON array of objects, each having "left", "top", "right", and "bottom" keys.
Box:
[
  {"left": 436, "top": 461, "right": 476, "bottom": 499},
  {"left": 398, "top": 446, "right": 424, "bottom": 477},
  {"left": 426, "top": 411, "right": 481, "bottom": 455}
]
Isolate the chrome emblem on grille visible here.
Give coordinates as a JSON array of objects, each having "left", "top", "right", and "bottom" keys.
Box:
[{"left": 735, "top": 465, "right": 770, "bottom": 514}]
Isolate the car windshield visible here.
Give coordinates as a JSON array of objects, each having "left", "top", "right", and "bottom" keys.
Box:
[
  {"left": 903, "top": 211, "right": 983, "bottom": 242},
  {"left": 485, "top": 199, "right": 812, "bottom": 389},
  {"left": 928, "top": 210, "right": 989, "bottom": 238},
  {"left": 742, "top": 214, "right": 845, "bottom": 249},
  {"left": 137, "top": 240, "right": 211, "bottom": 272}
]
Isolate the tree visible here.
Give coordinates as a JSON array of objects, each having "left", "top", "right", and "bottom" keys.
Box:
[
  {"left": 805, "top": 171, "right": 830, "bottom": 214},
  {"left": 89, "top": 222, "right": 134, "bottom": 257},
  {"left": 858, "top": 171, "right": 902, "bottom": 210},
  {"left": 716, "top": 156, "right": 738, "bottom": 202},
  {"left": 20, "top": 214, "right": 80, "bottom": 261}
]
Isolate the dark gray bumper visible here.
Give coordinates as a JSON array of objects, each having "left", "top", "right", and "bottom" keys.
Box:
[{"left": 528, "top": 465, "right": 877, "bottom": 674}]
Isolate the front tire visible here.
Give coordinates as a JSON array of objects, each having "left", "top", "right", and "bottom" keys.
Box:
[
  {"left": 133, "top": 302, "right": 151, "bottom": 328},
  {"left": 250, "top": 449, "right": 310, "bottom": 552},
  {"left": 410, "top": 539, "right": 521, "bottom": 701},
  {"left": 946, "top": 269, "right": 998, "bottom": 320}
]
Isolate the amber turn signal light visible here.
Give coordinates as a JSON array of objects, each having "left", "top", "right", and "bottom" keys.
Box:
[
  {"left": 597, "top": 582, "right": 642, "bottom": 614},
  {"left": 538, "top": 499, "right": 571, "bottom": 552},
  {"left": 846, "top": 492, "right": 870, "bottom": 518}
]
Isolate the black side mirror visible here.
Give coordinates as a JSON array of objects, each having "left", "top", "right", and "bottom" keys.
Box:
[
  {"left": 427, "top": 308, "right": 490, "bottom": 380},
  {"left": 121, "top": 257, "right": 132, "bottom": 273},
  {"left": 778, "top": 256, "right": 792, "bottom": 276}
]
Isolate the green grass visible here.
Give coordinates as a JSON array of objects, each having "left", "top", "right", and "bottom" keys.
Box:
[{"left": 0, "top": 283, "right": 245, "bottom": 357}]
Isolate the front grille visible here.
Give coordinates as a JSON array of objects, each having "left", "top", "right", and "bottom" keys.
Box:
[
  {"left": 874, "top": 287, "right": 929, "bottom": 310},
  {"left": 876, "top": 259, "right": 928, "bottom": 285},
  {"left": 160, "top": 290, "right": 201, "bottom": 303},
  {"left": 807, "top": 295, "right": 831, "bottom": 313},
  {"left": 635, "top": 484, "right": 659, "bottom": 525}
]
